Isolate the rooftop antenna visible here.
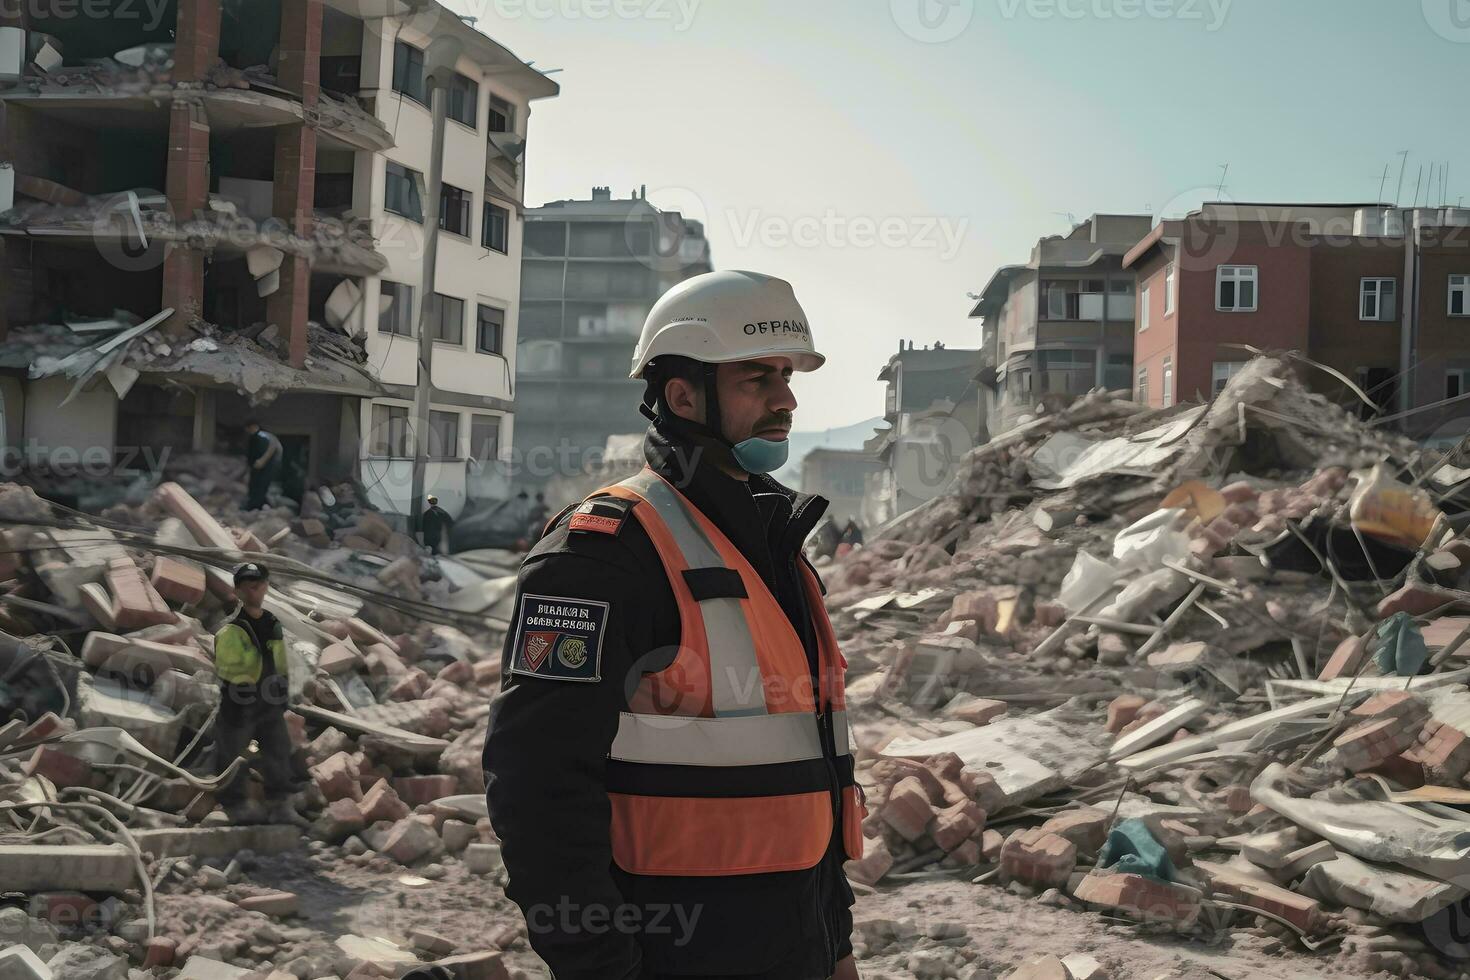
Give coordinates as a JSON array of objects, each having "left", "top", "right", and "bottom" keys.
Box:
[
  {"left": 1412, "top": 164, "right": 1424, "bottom": 208},
  {"left": 1394, "top": 150, "right": 1410, "bottom": 206},
  {"left": 1051, "top": 211, "right": 1078, "bottom": 229},
  {"left": 1376, "top": 163, "right": 1391, "bottom": 202},
  {"left": 1214, "top": 163, "right": 1230, "bottom": 200}
]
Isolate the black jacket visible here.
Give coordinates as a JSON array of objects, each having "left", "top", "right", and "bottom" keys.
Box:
[{"left": 483, "top": 419, "right": 854, "bottom": 980}]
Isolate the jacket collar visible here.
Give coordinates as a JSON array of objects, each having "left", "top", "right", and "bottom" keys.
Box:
[{"left": 643, "top": 417, "right": 829, "bottom": 567}]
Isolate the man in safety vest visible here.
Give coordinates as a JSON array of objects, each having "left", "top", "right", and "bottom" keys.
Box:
[
  {"left": 485, "top": 271, "right": 862, "bottom": 980},
  {"left": 212, "top": 562, "right": 300, "bottom": 825}
]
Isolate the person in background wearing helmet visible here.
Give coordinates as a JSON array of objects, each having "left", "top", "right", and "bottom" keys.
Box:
[
  {"left": 421, "top": 494, "right": 454, "bottom": 555},
  {"left": 211, "top": 563, "right": 301, "bottom": 826},
  {"left": 485, "top": 271, "right": 861, "bottom": 980}
]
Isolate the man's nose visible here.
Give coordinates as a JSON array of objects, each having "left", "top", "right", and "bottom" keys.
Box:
[{"left": 769, "top": 377, "right": 797, "bottom": 414}]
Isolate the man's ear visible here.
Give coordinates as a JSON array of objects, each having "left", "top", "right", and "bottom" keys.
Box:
[{"left": 664, "top": 377, "right": 703, "bottom": 424}]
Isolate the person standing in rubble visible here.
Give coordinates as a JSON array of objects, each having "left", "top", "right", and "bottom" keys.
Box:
[
  {"left": 211, "top": 562, "right": 300, "bottom": 825},
  {"left": 421, "top": 494, "right": 454, "bottom": 555},
  {"left": 484, "top": 271, "right": 862, "bottom": 980},
  {"left": 243, "top": 420, "right": 283, "bottom": 511}
]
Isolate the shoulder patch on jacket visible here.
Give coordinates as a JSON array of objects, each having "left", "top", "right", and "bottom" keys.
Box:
[
  {"left": 508, "top": 593, "right": 608, "bottom": 682},
  {"left": 567, "top": 496, "right": 633, "bottom": 537}
]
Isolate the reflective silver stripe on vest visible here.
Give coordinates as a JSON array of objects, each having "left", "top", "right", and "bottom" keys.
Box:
[
  {"left": 610, "top": 709, "right": 851, "bottom": 767},
  {"left": 619, "top": 469, "right": 767, "bottom": 717}
]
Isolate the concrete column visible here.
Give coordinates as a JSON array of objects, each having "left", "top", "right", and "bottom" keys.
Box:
[
  {"left": 265, "top": 0, "right": 323, "bottom": 370},
  {"left": 277, "top": 0, "right": 323, "bottom": 109},
  {"left": 173, "top": 0, "right": 222, "bottom": 83},
  {"left": 161, "top": 100, "right": 210, "bottom": 334}
]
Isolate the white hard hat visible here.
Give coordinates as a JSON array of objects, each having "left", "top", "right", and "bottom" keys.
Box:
[{"left": 629, "top": 270, "right": 825, "bottom": 379}]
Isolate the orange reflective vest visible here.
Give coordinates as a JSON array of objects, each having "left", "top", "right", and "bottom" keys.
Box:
[{"left": 592, "top": 467, "right": 866, "bottom": 877}]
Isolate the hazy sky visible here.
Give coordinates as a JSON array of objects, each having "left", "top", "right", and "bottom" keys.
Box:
[{"left": 444, "top": 0, "right": 1470, "bottom": 431}]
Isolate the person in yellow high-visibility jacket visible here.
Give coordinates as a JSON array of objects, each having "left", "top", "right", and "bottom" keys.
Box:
[{"left": 212, "top": 562, "right": 298, "bottom": 824}]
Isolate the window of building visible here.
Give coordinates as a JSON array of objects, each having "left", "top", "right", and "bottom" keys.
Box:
[
  {"left": 430, "top": 294, "right": 464, "bottom": 345},
  {"left": 524, "top": 221, "right": 566, "bottom": 257},
  {"left": 378, "top": 281, "right": 414, "bottom": 336},
  {"left": 439, "top": 183, "right": 472, "bottom": 237},
  {"left": 1162, "top": 356, "right": 1173, "bottom": 408},
  {"left": 384, "top": 162, "right": 423, "bottom": 222},
  {"left": 1451, "top": 275, "right": 1470, "bottom": 317},
  {"left": 391, "top": 41, "right": 425, "bottom": 104},
  {"left": 1360, "top": 278, "right": 1397, "bottom": 321},
  {"left": 483, "top": 202, "right": 509, "bottom": 253},
  {"left": 369, "top": 404, "right": 409, "bottom": 457},
  {"left": 476, "top": 304, "right": 505, "bottom": 354},
  {"left": 1216, "top": 265, "right": 1258, "bottom": 312},
  {"left": 1136, "top": 366, "right": 1148, "bottom": 407},
  {"left": 1164, "top": 264, "right": 1176, "bottom": 316},
  {"left": 428, "top": 410, "right": 460, "bottom": 458},
  {"left": 470, "top": 415, "right": 501, "bottom": 463},
  {"left": 1139, "top": 284, "right": 1151, "bottom": 332},
  {"left": 1448, "top": 369, "right": 1470, "bottom": 400},
  {"left": 1212, "top": 360, "right": 1243, "bottom": 394},
  {"left": 1040, "top": 279, "right": 1106, "bottom": 321},
  {"left": 447, "top": 72, "right": 478, "bottom": 127},
  {"left": 487, "top": 95, "right": 514, "bottom": 133}
]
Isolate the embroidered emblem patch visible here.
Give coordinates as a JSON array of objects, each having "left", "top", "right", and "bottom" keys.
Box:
[
  {"left": 567, "top": 500, "right": 628, "bottom": 536},
  {"left": 509, "top": 594, "right": 608, "bottom": 682}
]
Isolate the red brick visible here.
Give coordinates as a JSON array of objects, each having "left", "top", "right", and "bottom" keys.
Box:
[
  {"left": 318, "top": 642, "right": 363, "bottom": 675},
  {"left": 23, "top": 746, "right": 90, "bottom": 788},
  {"left": 1350, "top": 690, "right": 1429, "bottom": 727},
  {"left": 928, "top": 800, "right": 982, "bottom": 852},
  {"left": 106, "top": 556, "right": 175, "bottom": 630},
  {"left": 1377, "top": 583, "right": 1466, "bottom": 619},
  {"left": 1410, "top": 720, "right": 1470, "bottom": 784},
  {"left": 392, "top": 774, "right": 458, "bottom": 807},
  {"left": 237, "top": 890, "right": 299, "bottom": 917},
  {"left": 1196, "top": 860, "right": 1323, "bottom": 933},
  {"left": 1335, "top": 716, "right": 1420, "bottom": 774},
  {"left": 1072, "top": 870, "right": 1202, "bottom": 927},
  {"left": 310, "top": 751, "right": 362, "bottom": 802},
  {"left": 998, "top": 829, "right": 1075, "bottom": 889},
  {"left": 1106, "top": 695, "right": 1148, "bottom": 735},
  {"left": 436, "top": 659, "right": 475, "bottom": 685},
  {"left": 1367, "top": 751, "right": 1425, "bottom": 789},
  {"left": 1220, "top": 481, "right": 1258, "bottom": 503},
  {"left": 360, "top": 778, "right": 411, "bottom": 824},
  {"left": 29, "top": 892, "right": 98, "bottom": 930},
  {"left": 16, "top": 712, "right": 74, "bottom": 745},
  {"left": 150, "top": 557, "right": 206, "bottom": 605},
  {"left": 880, "top": 776, "right": 934, "bottom": 842},
  {"left": 1040, "top": 807, "right": 1110, "bottom": 855},
  {"left": 844, "top": 835, "right": 893, "bottom": 886},
  {"left": 1319, "top": 634, "right": 1368, "bottom": 681},
  {"left": 432, "top": 950, "right": 511, "bottom": 980},
  {"left": 979, "top": 829, "right": 1004, "bottom": 863},
  {"left": 387, "top": 668, "right": 431, "bottom": 702},
  {"left": 142, "top": 937, "right": 177, "bottom": 968}
]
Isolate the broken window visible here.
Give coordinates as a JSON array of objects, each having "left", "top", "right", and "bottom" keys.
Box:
[
  {"left": 1162, "top": 356, "right": 1173, "bottom": 408},
  {"left": 430, "top": 294, "right": 465, "bottom": 345},
  {"left": 471, "top": 415, "right": 502, "bottom": 463},
  {"left": 370, "top": 404, "right": 410, "bottom": 457},
  {"left": 483, "top": 202, "right": 510, "bottom": 253},
  {"left": 379, "top": 281, "right": 415, "bottom": 336},
  {"left": 1039, "top": 279, "right": 1105, "bottom": 321},
  {"left": 440, "top": 184, "right": 473, "bottom": 237},
  {"left": 1136, "top": 365, "right": 1149, "bottom": 406},
  {"left": 385, "top": 163, "right": 424, "bottom": 222},
  {"left": 477, "top": 304, "right": 505, "bottom": 355},
  {"left": 1448, "top": 369, "right": 1470, "bottom": 400},
  {"left": 448, "top": 73, "right": 480, "bottom": 128},
  {"left": 393, "top": 41, "right": 427, "bottom": 105},
  {"left": 1216, "top": 265, "right": 1258, "bottom": 312},
  {"left": 429, "top": 410, "right": 461, "bottom": 458},
  {"left": 488, "top": 95, "right": 515, "bottom": 133}
]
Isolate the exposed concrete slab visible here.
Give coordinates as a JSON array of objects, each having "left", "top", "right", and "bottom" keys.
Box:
[
  {"left": 0, "top": 844, "right": 135, "bottom": 892},
  {"left": 130, "top": 825, "right": 302, "bottom": 860}
]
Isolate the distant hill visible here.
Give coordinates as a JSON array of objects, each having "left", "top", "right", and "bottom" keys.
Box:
[{"left": 775, "top": 417, "right": 888, "bottom": 487}]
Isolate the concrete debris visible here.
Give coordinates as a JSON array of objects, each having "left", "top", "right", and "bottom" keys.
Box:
[
  {"left": 819, "top": 357, "right": 1470, "bottom": 976},
  {"left": 0, "top": 456, "right": 511, "bottom": 977}
]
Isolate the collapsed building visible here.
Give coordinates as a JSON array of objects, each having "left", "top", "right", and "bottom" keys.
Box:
[
  {"left": 0, "top": 0, "right": 557, "bottom": 520},
  {"left": 818, "top": 355, "right": 1470, "bottom": 979}
]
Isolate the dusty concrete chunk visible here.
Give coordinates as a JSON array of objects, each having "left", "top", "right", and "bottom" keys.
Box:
[
  {"left": 0, "top": 945, "right": 51, "bottom": 980},
  {"left": 45, "top": 945, "right": 127, "bottom": 980},
  {"left": 463, "top": 842, "right": 503, "bottom": 875}
]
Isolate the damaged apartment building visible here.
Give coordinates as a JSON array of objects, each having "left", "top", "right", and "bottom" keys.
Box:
[{"left": 0, "top": 0, "right": 557, "bottom": 517}]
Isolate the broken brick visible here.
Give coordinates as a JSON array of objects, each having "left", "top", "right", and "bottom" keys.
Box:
[
  {"left": 1072, "top": 870, "right": 1202, "bottom": 927},
  {"left": 998, "top": 828, "right": 1075, "bottom": 889},
  {"left": 150, "top": 556, "right": 206, "bottom": 605}
]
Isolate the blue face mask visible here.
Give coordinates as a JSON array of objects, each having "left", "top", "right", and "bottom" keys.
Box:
[{"left": 731, "top": 436, "right": 790, "bottom": 474}]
